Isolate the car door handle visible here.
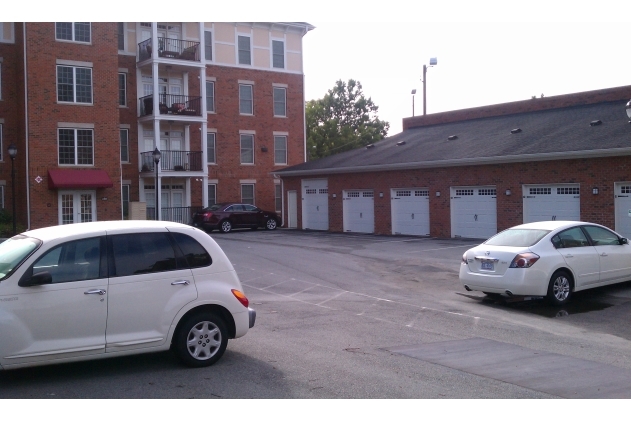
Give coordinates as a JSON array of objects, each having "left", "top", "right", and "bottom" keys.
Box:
[
  {"left": 600, "top": 253, "right": 608, "bottom": 257},
  {"left": 171, "top": 280, "right": 190, "bottom": 286},
  {"left": 564, "top": 254, "right": 574, "bottom": 258},
  {"left": 84, "top": 289, "right": 106, "bottom": 295}
]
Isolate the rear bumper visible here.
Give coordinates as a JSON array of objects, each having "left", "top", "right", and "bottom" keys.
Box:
[
  {"left": 459, "top": 264, "right": 550, "bottom": 296},
  {"left": 248, "top": 308, "right": 256, "bottom": 328}
]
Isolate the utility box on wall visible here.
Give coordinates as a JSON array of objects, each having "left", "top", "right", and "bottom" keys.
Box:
[{"left": 130, "top": 202, "right": 147, "bottom": 220}]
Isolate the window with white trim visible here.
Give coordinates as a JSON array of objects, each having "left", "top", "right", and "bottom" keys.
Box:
[
  {"left": 208, "top": 184, "right": 216, "bottom": 207},
  {"left": 240, "top": 134, "right": 254, "bottom": 164},
  {"left": 272, "top": 40, "right": 284, "bottom": 69},
  {"left": 275, "top": 184, "right": 282, "bottom": 213},
  {"left": 274, "top": 135, "right": 287, "bottom": 165},
  {"left": 122, "top": 184, "right": 130, "bottom": 219},
  {"left": 120, "top": 129, "right": 129, "bottom": 163},
  {"left": 58, "top": 128, "right": 93, "bottom": 165},
  {"left": 239, "top": 84, "right": 253, "bottom": 114},
  {"left": 207, "top": 132, "right": 216, "bottom": 164},
  {"left": 241, "top": 184, "right": 255, "bottom": 205},
  {"left": 118, "top": 73, "right": 126, "bottom": 106},
  {"left": 206, "top": 81, "right": 215, "bottom": 112},
  {"left": 57, "top": 65, "right": 92, "bottom": 104},
  {"left": 204, "top": 31, "right": 212, "bottom": 61},
  {"left": 55, "top": 23, "right": 91, "bottom": 43},
  {"left": 273, "top": 87, "right": 286, "bottom": 117},
  {"left": 238, "top": 35, "right": 251, "bottom": 65}
]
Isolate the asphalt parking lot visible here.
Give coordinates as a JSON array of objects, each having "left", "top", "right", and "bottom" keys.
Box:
[{"left": 2, "top": 228, "right": 631, "bottom": 399}]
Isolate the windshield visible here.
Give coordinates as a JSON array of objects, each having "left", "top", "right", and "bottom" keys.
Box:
[
  {"left": 0, "top": 235, "right": 42, "bottom": 281},
  {"left": 484, "top": 229, "right": 550, "bottom": 247}
]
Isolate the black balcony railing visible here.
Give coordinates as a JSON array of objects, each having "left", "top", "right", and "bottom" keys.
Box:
[
  {"left": 140, "top": 150, "right": 203, "bottom": 172},
  {"left": 138, "top": 37, "right": 201, "bottom": 62},
  {"left": 139, "top": 94, "right": 202, "bottom": 117},
  {"left": 146, "top": 206, "right": 204, "bottom": 224}
]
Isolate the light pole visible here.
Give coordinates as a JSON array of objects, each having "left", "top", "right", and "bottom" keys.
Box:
[
  {"left": 411, "top": 89, "right": 416, "bottom": 116},
  {"left": 8, "top": 144, "right": 17, "bottom": 235},
  {"left": 422, "top": 57, "right": 438, "bottom": 115},
  {"left": 152, "top": 147, "right": 161, "bottom": 220}
]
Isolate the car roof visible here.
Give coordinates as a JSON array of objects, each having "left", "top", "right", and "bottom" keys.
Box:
[
  {"left": 507, "top": 220, "right": 600, "bottom": 231},
  {"left": 23, "top": 220, "right": 188, "bottom": 242}
]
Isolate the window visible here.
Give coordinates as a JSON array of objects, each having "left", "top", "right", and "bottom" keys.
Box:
[
  {"left": 241, "top": 184, "right": 255, "bottom": 205},
  {"left": 171, "top": 232, "right": 212, "bottom": 268},
  {"left": 207, "top": 184, "right": 216, "bottom": 207},
  {"left": 238, "top": 35, "right": 251, "bottom": 65},
  {"left": 110, "top": 233, "right": 178, "bottom": 277},
  {"left": 32, "top": 237, "right": 103, "bottom": 283},
  {"left": 118, "top": 73, "right": 126, "bottom": 106},
  {"left": 275, "top": 184, "right": 282, "bottom": 214},
  {"left": 0, "top": 123, "right": 3, "bottom": 160},
  {"left": 207, "top": 132, "right": 216, "bottom": 164},
  {"left": 122, "top": 184, "right": 130, "bottom": 220},
  {"left": 273, "top": 87, "right": 286, "bottom": 117},
  {"left": 57, "top": 66, "right": 92, "bottom": 104},
  {"left": 0, "top": 186, "right": 4, "bottom": 209},
  {"left": 239, "top": 84, "right": 253, "bottom": 114},
  {"left": 272, "top": 40, "right": 284, "bottom": 69},
  {"left": 117, "top": 23, "right": 125, "bottom": 50},
  {"left": 204, "top": 31, "right": 212, "bottom": 60},
  {"left": 583, "top": 226, "right": 621, "bottom": 246},
  {"left": 120, "top": 129, "right": 129, "bottom": 163},
  {"left": 59, "top": 128, "right": 93, "bottom": 165},
  {"left": 552, "top": 227, "right": 590, "bottom": 249},
  {"left": 240, "top": 134, "right": 254, "bottom": 164},
  {"left": 55, "top": 22, "right": 91, "bottom": 43},
  {"left": 274, "top": 135, "right": 287, "bottom": 165},
  {"left": 0, "top": 62, "right": 2, "bottom": 100},
  {"left": 206, "top": 81, "right": 215, "bottom": 112}
]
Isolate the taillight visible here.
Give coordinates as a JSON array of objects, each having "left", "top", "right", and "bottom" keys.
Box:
[
  {"left": 509, "top": 252, "right": 540, "bottom": 268},
  {"left": 462, "top": 252, "right": 468, "bottom": 265},
  {"left": 232, "top": 289, "right": 249, "bottom": 308},
  {"left": 203, "top": 212, "right": 213, "bottom": 221}
]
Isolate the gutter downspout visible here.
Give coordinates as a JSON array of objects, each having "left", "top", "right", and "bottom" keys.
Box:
[
  {"left": 23, "top": 23, "right": 31, "bottom": 230},
  {"left": 302, "top": 27, "right": 308, "bottom": 163}
]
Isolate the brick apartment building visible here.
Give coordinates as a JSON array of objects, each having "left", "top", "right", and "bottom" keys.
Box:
[
  {"left": 275, "top": 85, "right": 631, "bottom": 240},
  {"left": 0, "top": 21, "right": 313, "bottom": 230}
]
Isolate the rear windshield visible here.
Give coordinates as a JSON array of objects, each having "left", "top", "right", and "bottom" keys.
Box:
[
  {"left": 0, "top": 236, "right": 42, "bottom": 281},
  {"left": 205, "top": 204, "right": 224, "bottom": 211},
  {"left": 484, "top": 229, "right": 550, "bottom": 247}
]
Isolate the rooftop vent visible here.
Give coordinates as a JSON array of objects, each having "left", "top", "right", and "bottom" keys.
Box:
[
  {"left": 590, "top": 120, "right": 602, "bottom": 126},
  {"left": 448, "top": 135, "right": 458, "bottom": 140},
  {"left": 511, "top": 128, "right": 522, "bottom": 134},
  {"left": 396, "top": 141, "right": 406, "bottom": 146},
  {"left": 365, "top": 144, "right": 375, "bottom": 149}
]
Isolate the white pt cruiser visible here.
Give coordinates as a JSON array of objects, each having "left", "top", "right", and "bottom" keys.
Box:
[{"left": 0, "top": 220, "right": 255, "bottom": 370}]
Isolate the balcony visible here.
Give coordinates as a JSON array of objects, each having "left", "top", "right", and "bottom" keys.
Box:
[
  {"left": 146, "top": 206, "right": 204, "bottom": 224},
  {"left": 141, "top": 150, "right": 203, "bottom": 172},
  {"left": 139, "top": 94, "right": 202, "bottom": 117},
  {"left": 138, "top": 38, "right": 201, "bottom": 62}
]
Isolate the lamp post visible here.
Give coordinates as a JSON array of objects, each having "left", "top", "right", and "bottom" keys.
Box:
[
  {"left": 422, "top": 57, "right": 438, "bottom": 115},
  {"left": 152, "top": 147, "right": 161, "bottom": 220},
  {"left": 411, "top": 89, "right": 417, "bottom": 116},
  {"left": 8, "top": 144, "right": 17, "bottom": 235}
]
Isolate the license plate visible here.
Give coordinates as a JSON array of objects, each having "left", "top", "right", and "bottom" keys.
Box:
[{"left": 481, "top": 261, "right": 494, "bottom": 271}]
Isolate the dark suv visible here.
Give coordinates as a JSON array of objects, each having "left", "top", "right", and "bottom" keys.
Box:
[{"left": 192, "top": 203, "right": 280, "bottom": 233}]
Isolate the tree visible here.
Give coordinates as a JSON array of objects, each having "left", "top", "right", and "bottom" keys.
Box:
[{"left": 306, "top": 79, "right": 389, "bottom": 160}]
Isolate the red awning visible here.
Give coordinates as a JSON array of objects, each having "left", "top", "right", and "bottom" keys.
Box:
[{"left": 48, "top": 169, "right": 114, "bottom": 189}]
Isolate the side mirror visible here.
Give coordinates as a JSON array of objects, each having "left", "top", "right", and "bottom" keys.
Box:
[
  {"left": 621, "top": 238, "right": 629, "bottom": 245},
  {"left": 18, "top": 271, "right": 53, "bottom": 287}
]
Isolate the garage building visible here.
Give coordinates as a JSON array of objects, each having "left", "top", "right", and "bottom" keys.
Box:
[{"left": 275, "top": 86, "right": 631, "bottom": 239}]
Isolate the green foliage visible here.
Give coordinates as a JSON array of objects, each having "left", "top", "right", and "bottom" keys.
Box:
[
  {"left": 0, "top": 209, "right": 25, "bottom": 237},
  {"left": 306, "top": 79, "right": 389, "bottom": 160}
]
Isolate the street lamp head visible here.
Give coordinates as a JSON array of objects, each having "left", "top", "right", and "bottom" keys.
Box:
[
  {"left": 626, "top": 99, "right": 631, "bottom": 120},
  {"left": 429, "top": 57, "right": 437, "bottom": 66},
  {"left": 8, "top": 143, "right": 17, "bottom": 159},
  {"left": 152, "top": 147, "right": 161, "bottom": 164},
  {"left": 411, "top": 89, "right": 417, "bottom": 95}
]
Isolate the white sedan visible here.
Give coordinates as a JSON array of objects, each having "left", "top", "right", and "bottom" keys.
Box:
[{"left": 459, "top": 221, "right": 631, "bottom": 305}]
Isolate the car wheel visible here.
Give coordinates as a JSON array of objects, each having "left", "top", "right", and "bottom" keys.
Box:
[
  {"left": 173, "top": 313, "right": 228, "bottom": 368},
  {"left": 265, "top": 218, "right": 277, "bottom": 230},
  {"left": 547, "top": 270, "right": 573, "bottom": 306},
  {"left": 219, "top": 220, "right": 232, "bottom": 233}
]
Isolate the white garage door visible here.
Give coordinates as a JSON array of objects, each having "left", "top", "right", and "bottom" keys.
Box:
[
  {"left": 615, "top": 183, "right": 631, "bottom": 239},
  {"left": 343, "top": 190, "right": 374, "bottom": 233},
  {"left": 302, "top": 179, "right": 329, "bottom": 230},
  {"left": 523, "top": 184, "right": 580, "bottom": 223},
  {"left": 391, "top": 188, "right": 430, "bottom": 236},
  {"left": 451, "top": 186, "right": 497, "bottom": 239}
]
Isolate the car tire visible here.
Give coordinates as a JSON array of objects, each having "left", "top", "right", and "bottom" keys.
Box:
[
  {"left": 173, "top": 313, "right": 228, "bottom": 368},
  {"left": 219, "top": 220, "right": 232, "bottom": 233},
  {"left": 265, "top": 218, "right": 277, "bottom": 230},
  {"left": 547, "top": 270, "right": 573, "bottom": 306}
]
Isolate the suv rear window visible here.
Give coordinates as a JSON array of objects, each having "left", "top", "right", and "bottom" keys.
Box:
[
  {"left": 171, "top": 233, "right": 212, "bottom": 268},
  {"left": 110, "top": 232, "right": 178, "bottom": 276},
  {"left": 484, "top": 229, "right": 550, "bottom": 247}
]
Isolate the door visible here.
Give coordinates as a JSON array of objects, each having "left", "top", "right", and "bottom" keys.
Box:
[
  {"left": 583, "top": 225, "right": 631, "bottom": 283},
  {"left": 523, "top": 184, "right": 580, "bottom": 223},
  {"left": 59, "top": 191, "right": 96, "bottom": 225},
  {"left": 615, "top": 183, "right": 631, "bottom": 239},
  {"left": 0, "top": 236, "right": 108, "bottom": 367},
  {"left": 105, "top": 231, "right": 197, "bottom": 352},
  {"left": 450, "top": 187, "right": 497, "bottom": 239},
  {"left": 302, "top": 179, "right": 329, "bottom": 230},
  {"left": 288, "top": 190, "right": 297, "bottom": 229},
  {"left": 343, "top": 190, "right": 375, "bottom": 233},
  {"left": 391, "top": 188, "right": 430, "bottom": 236},
  {"left": 554, "top": 226, "right": 600, "bottom": 287}
]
